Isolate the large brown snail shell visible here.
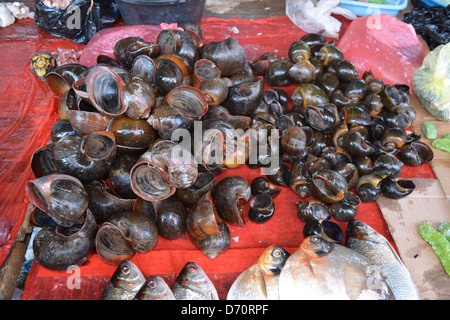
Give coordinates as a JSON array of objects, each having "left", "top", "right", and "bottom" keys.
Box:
[
  {"left": 281, "top": 126, "right": 308, "bottom": 158},
  {"left": 289, "top": 160, "right": 312, "bottom": 198},
  {"left": 96, "top": 211, "right": 158, "bottom": 265},
  {"left": 164, "top": 85, "right": 208, "bottom": 119},
  {"left": 291, "top": 83, "right": 329, "bottom": 112},
  {"left": 289, "top": 60, "right": 316, "bottom": 84},
  {"left": 199, "top": 77, "right": 229, "bottom": 106},
  {"left": 30, "top": 143, "right": 58, "bottom": 179},
  {"left": 266, "top": 60, "right": 293, "bottom": 87},
  {"left": 341, "top": 130, "right": 376, "bottom": 157},
  {"left": 122, "top": 75, "right": 155, "bottom": 120},
  {"left": 331, "top": 59, "right": 360, "bottom": 82},
  {"left": 50, "top": 119, "right": 77, "bottom": 143},
  {"left": 192, "top": 221, "right": 230, "bottom": 260},
  {"left": 130, "top": 140, "right": 198, "bottom": 201},
  {"left": 25, "top": 174, "right": 88, "bottom": 228},
  {"left": 380, "top": 177, "right": 415, "bottom": 199},
  {"left": 201, "top": 37, "right": 246, "bottom": 77},
  {"left": 45, "top": 63, "right": 88, "bottom": 96},
  {"left": 52, "top": 131, "right": 116, "bottom": 183},
  {"left": 288, "top": 40, "right": 311, "bottom": 63},
  {"left": 186, "top": 191, "right": 222, "bottom": 240},
  {"left": 84, "top": 66, "right": 127, "bottom": 117},
  {"left": 330, "top": 191, "right": 361, "bottom": 222},
  {"left": 251, "top": 176, "right": 282, "bottom": 198},
  {"left": 153, "top": 196, "right": 187, "bottom": 240},
  {"left": 310, "top": 169, "right": 348, "bottom": 204},
  {"left": 109, "top": 116, "right": 157, "bottom": 153},
  {"left": 108, "top": 153, "right": 140, "bottom": 199},
  {"left": 249, "top": 193, "right": 275, "bottom": 224},
  {"left": 250, "top": 52, "right": 278, "bottom": 76},
  {"left": 193, "top": 58, "right": 221, "bottom": 88},
  {"left": 131, "top": 55, "right": 157, "bottom": 88},
  {"left": 373, "top": 153, "right": 403, "bottom": 179},
  {"left": 175, "top": 172, "right": 215, "bottom": 208},
  {"left": 213, "top": 175, "right": 251, "bottom": 226},
  {"left": 398, "top": 141, "right": 434, "bottom": 167},
  {"left": 305, "top": 104, "right": 340, "bottom": 134},
  {"left": 68, "top": 110, "right": 112, "bottom": 136},
  {"left": 32, "top": 209, "right": 97, "bottom": 270},
  {"left": 155, "top": 58, "right": 185, "bottom": 95},
  {"left": 318, "top": 43, "right": 343, "bottom": 68},
  {"left": 222, "top": 77, "right": 264, "bottom": 116},
  {"left": 356, "top": 169, "right": 391, "bottom": 203},
  {"left": 84, "top": 180, "right": 135, "bottom": 224},
  {"left": 296, "top": 199, "right": 332, "bottom": 222},
  {"left": 114, "top": 37, "right": 161, "bottom": 70},
  {"left": 315, "top": 71, "right": 340, "bottom": 97},
  {"left": 147, "top": 104, "right": 194, "bottom": 141}
]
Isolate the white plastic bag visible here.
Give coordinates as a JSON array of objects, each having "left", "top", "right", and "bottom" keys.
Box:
[
  {"left": 286, "top": 0, "right": 357, "bottom": 38},
  {"left": 413, "top": 42, "right": 450, "bottom": 121}
]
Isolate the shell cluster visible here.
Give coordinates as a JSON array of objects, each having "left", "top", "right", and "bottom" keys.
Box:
[{"left": 26, "top": 24, "right": 433, "bottom": 270}]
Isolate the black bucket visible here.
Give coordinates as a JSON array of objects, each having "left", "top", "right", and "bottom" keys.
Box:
[{"left": 115, "top": 0, "right": 206, "bottom": 26}]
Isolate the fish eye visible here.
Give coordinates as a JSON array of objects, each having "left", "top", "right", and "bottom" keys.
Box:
[
  {"left": 310, "top": 235, "right": 321, "bottom": 243},
  {"left": 147, "top": 280, "right": 157, "bottom": 289},
  {"left": 272, "top": 249, "right": 282, "bottom": 257},
  {"left": 121, "top": 265, "right": 130, "bottom": 274},
  {"left": 188, "top": 266, "right": 198, "bottom": 274}
]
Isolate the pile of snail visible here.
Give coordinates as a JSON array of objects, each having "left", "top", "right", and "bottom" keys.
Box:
[{"left": 25, "top": 22, "right": 434, "bottom": 271}]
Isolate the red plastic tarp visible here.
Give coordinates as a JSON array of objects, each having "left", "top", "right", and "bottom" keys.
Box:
[{"left": 0, "top": 14, "right": 434, "bottom": 300}]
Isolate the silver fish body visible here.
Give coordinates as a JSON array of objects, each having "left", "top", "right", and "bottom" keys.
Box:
[
  {"left": 227, "top": 244, "right": 290, "bottom": 300},
  {"left": 279, "top": 235, "right": 394, "bottom": 300},
  {"left": 346, "top": 219, "right": 420, "bottom": 300},
  {"left": 133, "top": 276, "right": 176, "bottom": 300},
  {"left": 171, "top": 262, "right": 219, "bottom": 300},
  {"left": 101, "top": 260, "right": 146, "bottom": 300}
]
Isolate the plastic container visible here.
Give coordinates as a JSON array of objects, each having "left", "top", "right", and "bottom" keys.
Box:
[
  {"left": 416, "top": 0, "right": 448, "bottom": 7},
  {"left": 115, "top": 0, "right": 206, "bottom": 26},
  {"left": 337, "top": 0, "right": 408, "bottom": 16}
]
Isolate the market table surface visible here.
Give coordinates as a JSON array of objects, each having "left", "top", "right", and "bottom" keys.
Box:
[{"left": 0, "top": 0, "right": 449, "bottom": 301}]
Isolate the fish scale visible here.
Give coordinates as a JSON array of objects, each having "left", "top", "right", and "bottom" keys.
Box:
[{"left": 346, "top": 220, "right": 420, "bottom": 300}]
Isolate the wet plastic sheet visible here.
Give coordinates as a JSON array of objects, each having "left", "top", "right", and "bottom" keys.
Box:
[{"left": 0, "top": 15, "right": 435, "bottom": 300}]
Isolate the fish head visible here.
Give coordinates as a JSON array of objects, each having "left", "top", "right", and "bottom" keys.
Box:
[
  {"left": 177, "top": 262, "right": 219, "bottom": 299},
  {"left": 258, "top": 244, "right": 291, "bottom": 276},
  {"left": 137, "top": 276, "right": 171, "bottom": 299},
  {"left": 301, "top": 235, "right": 334, "bottom": 257},
  {"left": 110, "top": 260, "right": 145, "bottom": 291},
  {"left": 346, "top": 219, "right": 381, "bottom": 242}
]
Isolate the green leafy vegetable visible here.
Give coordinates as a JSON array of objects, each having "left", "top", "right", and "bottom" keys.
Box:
[{"left": 418, "top": 221, "right": 450, "bottom": 277}]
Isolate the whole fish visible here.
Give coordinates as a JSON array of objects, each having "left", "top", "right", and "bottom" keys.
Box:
[
  {"left": 171, "top": 262, "right": 219, "bottom": 300},
  {"left": 346, "top": 219, "right": 420, "bottom": 300},
  {"left": 279, "top": 235, "right": 394, "bottom": 300},
  {"left": 101, "top": 260, "right": 146, "bottom": 300},
  {"left": 133, "top": 276, "right": 176, "bottom": 300},
  {"left": 227, "top": 244, "right": 290, "bottom": 300}
]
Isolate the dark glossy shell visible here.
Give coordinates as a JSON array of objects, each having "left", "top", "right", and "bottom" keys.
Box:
[
  {"left": 249, "top": 194, "right": 275, "bottom": 223},
  {"left": 155, "top": 58, "right": 184, "bottom": 95},
  {"left": 310, "top": 169, "right": 348, "bottom": 204},
  {"left": 25, "top": 174, "right": 88, "bottom": 228},
  {"left": 355, "top": 169, "right": 390, "bottom": 203},
  {"left": 288, "top": 40, "right": 311, "bottom": 62},
  {"left": 212, "top": 176, "right": 251, "bottom": 226},
  {"left": 305, "top": 104, "right": 340, "bottom": 134},
  {"left": 50, "top": 119, "right": 77, "bottom": 143},
  {"left": 201, "top": 37, "right": 246, "bottom": 77},
  {"left": 109, "top": 153, "right": 139, "bottom": 199},
  {"left": 344, "top": 79, "right": 368, "bottom": 103},
  {"left": 192, "top": 220, "right": 230, "bottom": 260},
  {"left": 289, "top": 60, "right": 315, "bottom": 83},
  {"left": 334, "top": 162, "right": 359, "bottom": 190},
  {"left": 222, "top": 77, "right": 264, "bottom": 116},
  {"left": 250, "top": 52, "right": 278, "bottom": 76},
  {"left": 296, "top": 199, "right": 332, "bottom": 222},
  {"left": 398, "top": 141, "right": 434, "bottom": 167},
  {"left": 315, "top": 71, "right": 340, "bottom": 97},
  {"left": 330, "top": 192, "right": 361, "bottom": 222},
  {"left": 341, "top": 130, "right": 376, "bottom": 157},
  {"left": 154, "top": 196, "right": 187, "bottom": 240},
  {"left": 266, "top": 162, "right": 291, "bottom": 187},
  {"left": 186, "top": 191, "right": 222, "bottom": 240},
  {"left": 32, "top": 209, "right": 97, "bottom": 270},
  {"left": 165, "top": 85, "right": 208, "bottom": 119},
  {"left": 85, "top": 180, "right": 135, "bottom": 224},
  {"left": 52, "top": 132, "right": 116, "bottom": 183},
  {"left": 379, "top": 127, "right": 408, "bottom": 151},
  {"left": 380, "top": 177, "right": 415, "bottom": 199},
  {"left": 250, "top": 176, "right": 281, "bottom": 198},
  {"left": 281, "top": 126, "right": 308, "bottom": 158},
  {"left": 199, "top": 77, "right": 229, "bottom": 106},
  {"left": 122, "top": 75, "right": 155, "bottom": 120},
  {"left": 68, "top": 110, "right": 112, "bottom": 136},
  {"left": 303, "top": 219, "right": 344, "bottom": 243},
  {"left": 176, "top": 172, "right": 215, "bottom": 208},
  {"left": 373, "top": 153, "right": 404, "bottom": 179},
  {"left": 318, "top": 44, "right": 343, "bottom": 68},
  {"left": 45, "top": 63, "right": 87, "bottom": 96},
  {"left": 266, "top": 60, "right": 293, "bottom": 87},
  {"left": 96, "top": 211, "right": 158, "bottom": 265},
  {"left": 147, "top": 104, "right": 194, "bottom": 140},
  {"left": 289, "top": 160, "right": 312, "bottom": 198},
  {"left": 332, "top": 59, "right": 360, "bottom": 82},
  {"left": 131, "top": 55, "right": 157, "bottom": 88},
  {"left": 193, "top": 58, "right": 221, "bottom": 88},
  {"left": 110, "top": 116, "right": 157, "bottom": 153},
  {"left": 291, "top": 83, "right": 329, "bottom": 112},
  {"left": 30, "top": 143, "right": 58, "bottom": 178}
]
